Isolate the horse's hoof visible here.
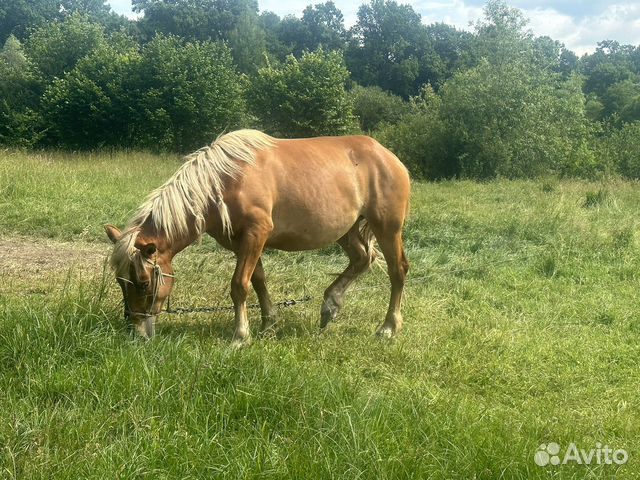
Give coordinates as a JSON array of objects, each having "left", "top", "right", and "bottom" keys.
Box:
[
  {"left": 375, "top": 325, "right": 395, "bottom": 338},
  {"left": 320, "top": 302, "right": 338, "bottom": 328},
  {"left": 231, "top": 333, "right": 251, "bottom": 348},
  {"left": 231, "top": 338, "right": 251, "bottom": 349}
]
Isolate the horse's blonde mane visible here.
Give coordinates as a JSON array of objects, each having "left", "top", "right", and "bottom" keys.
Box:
[
  {"left": 110, "top": 129, "right": 275, "bottom": 277},
  {"left": 111, "top": 228, "right": 142, "bottom": 279}
]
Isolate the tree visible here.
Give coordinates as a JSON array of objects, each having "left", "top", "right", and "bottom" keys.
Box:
[
  {"left": 0, "top": 35, "right": 43, "bottom": 146},
  {"left": 132, "top": 0, "right": 266, "bottom": 72},
  {"left": 346, "top": 0, "right": 435, "bottom": 98},
  {"left": 472, "top": 0, "right": 532, "bottom": 66},
  {"left": 580, "top": 40, "right": 639, "bottom": 121},
  {"left": 301, "top": 1, "right": 346, "bottom": 52},
  {"left": 603, "top": 80, "right": 640, "bottom": 122},
  {"left": 558, "top": 47, "right": 578, "bottom": 77},
  {"left": 248, "top": 49, "right": 355, "bottom": 137},
  {"left": 375, "top": 85, "right": 449, "bottom": 177},
  {"left": 274, "top": 15, "right": 308, "bottom": 58},
  {"left": 0, "top": 0, "right": 60, "bottom": 43},
  {"left": 423, "top": 23, "right": 476, "bottom": 86},
  {"left": 259, "top": 11, "right": 290, "bottom": 60},
  {"left": 25, "top": 12, "right": 106, "bottom": 80},
  {"left": 0, "top": 0, "right": 123, "bottom": 43}
]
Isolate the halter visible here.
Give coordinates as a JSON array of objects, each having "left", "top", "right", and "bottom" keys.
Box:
[{"left": 117, "top": 257, "right": 175, "bottom": 318}]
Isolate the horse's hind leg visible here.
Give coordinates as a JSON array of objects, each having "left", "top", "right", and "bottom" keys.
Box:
[
  {"left": 372, "top": 229, "right": 409, "bottom": 337},
  {"left": 320, "top": 220, "right": 373, "bottom": 328},
  {"left": 252, "top": 257, "right": 275, "bottom": 334}
]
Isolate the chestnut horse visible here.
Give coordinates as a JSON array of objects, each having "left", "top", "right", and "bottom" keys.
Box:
[{"left": 105, "top": 130, "right": 410, "bottom": 344}]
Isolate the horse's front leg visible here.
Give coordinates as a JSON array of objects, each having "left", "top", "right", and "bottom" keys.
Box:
[{"left": 230, "top": 231, "right": 268, "bottom": 346}]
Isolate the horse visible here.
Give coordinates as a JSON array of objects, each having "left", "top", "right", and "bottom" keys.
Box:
[{"left": 105, "top": 129, "right": 410, "bottom": 344}]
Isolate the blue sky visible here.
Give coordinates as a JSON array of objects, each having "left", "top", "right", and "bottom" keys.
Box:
[{"left": 106, "top": 0, "right": 640, "bottom": 55}]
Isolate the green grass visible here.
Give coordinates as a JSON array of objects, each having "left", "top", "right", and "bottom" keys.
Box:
[{"left": 1, "top": 151, "right": 640, "bottom": 478}]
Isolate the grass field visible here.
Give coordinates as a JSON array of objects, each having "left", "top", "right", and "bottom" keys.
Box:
[{"left": 1, "top": 150, "right": 640, "bottom": 478}]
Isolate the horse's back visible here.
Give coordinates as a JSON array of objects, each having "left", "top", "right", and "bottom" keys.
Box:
[{"left": 222, "top": 134, "right": 410, "bottom": 251}]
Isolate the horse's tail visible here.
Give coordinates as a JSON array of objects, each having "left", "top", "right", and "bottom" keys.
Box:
[{"left": 358, "top": 218, "right": 383, "bottom": 269}]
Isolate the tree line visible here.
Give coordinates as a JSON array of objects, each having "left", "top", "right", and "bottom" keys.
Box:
[{"left": 1, "top": 0, "right": 639, "bottom": 179}]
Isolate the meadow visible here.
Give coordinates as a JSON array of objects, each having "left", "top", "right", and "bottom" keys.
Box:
[{"left": 1, "top": 150, "right": 639, "bottom": 479}]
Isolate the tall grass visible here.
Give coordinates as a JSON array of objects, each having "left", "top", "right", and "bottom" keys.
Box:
[{"left": 1, "top": 152, "right": 640, "bottom": 478}]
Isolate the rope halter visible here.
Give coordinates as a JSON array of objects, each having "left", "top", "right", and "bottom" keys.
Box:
[{"left": 117, "top": 257, "right": 175, "bottom": 318}]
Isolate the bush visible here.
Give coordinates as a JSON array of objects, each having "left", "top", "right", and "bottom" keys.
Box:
[
  {"left": 248, "top": 49, "right": 356, "bottom": 137},
  {"left": 439, "top": 61, "right": 597, "bottom": 178},
  {"left": 350, "top": 84, "right": 409, "bottom": 132},
  {"left": 39, "top": 39, "right": 141, "bottom": 149},
  {"left": 133, "top": 35, "right": 247, "bottom": 151},
  {"left": 375, "top": 86, "right": 450, "bottom": 178},
  {"left": 603, "top": 122, "right": 640, "bottom": 178}
]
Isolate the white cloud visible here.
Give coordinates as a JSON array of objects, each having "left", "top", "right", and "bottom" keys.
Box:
[{"left": 524, "top": 3, "right": 640, "bottom": 55}]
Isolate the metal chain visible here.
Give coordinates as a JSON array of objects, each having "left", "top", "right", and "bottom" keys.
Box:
[{"left": 164, "top": 295, "right": 312, "bottom": 315}]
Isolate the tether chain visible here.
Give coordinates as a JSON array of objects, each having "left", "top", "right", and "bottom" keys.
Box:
[{"left": 164, "top": 295, "right": 312, "bottom": 315}]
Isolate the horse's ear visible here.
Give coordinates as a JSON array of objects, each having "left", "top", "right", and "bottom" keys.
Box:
[
  {"left": 104, "top": 224, "right": 122, "bottom": 243},
  {"left": 140, "top": 243, "right": 157, "bottom": 258}
]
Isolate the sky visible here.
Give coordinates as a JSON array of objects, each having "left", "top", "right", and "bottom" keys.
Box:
[{"left": 106, "top": 0, "right": 640, "bottom": 56}]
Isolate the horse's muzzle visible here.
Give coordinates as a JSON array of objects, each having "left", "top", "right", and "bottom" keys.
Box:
[{"left": 131, "top": 315, "right": 156, "bottom": 338}]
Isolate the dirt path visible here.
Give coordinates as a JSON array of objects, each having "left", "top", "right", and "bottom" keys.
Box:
[{"left": 0, "top": 236, "right": 110, "bottom": 279}]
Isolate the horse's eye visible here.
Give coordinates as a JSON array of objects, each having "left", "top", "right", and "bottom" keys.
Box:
[{"left": 138, "top": 281, "right": 150, "bottom": 292}]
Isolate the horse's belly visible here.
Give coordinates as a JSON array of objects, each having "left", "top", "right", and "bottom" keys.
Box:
[{"left": 266, "top": 199, "right": 361, "bottom": 251}]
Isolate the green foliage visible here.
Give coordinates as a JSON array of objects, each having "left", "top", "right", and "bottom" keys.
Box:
[
  {"left": 350, "top": 84, "right": 409, "bottom": 132},
  {"left": 0, "top": 0, "right": 638, "bottom": 179},
  {"left": 375, "top": 85, "right": 450, "bottom": 178},
  {"left": 377, "top": 62, "right": 598, "bottom": 180},
  {"left": 133, "top": 0, "right": 266, "bottom": 73},
  {"left": 579, "top": 40, "right": 640, "bottom": 123},
  {"left": 375, "top": 2, "right": 598, "bottom": 179},
  {"left": 601, "top": 121, "right": 640, "bottom": 178},
  {"left": 602, "top": 80, "right": 640, "bottom": 124},
  {"left": 133, "top": 35, "right": 246, "bottom": 151},
  {"left": 18, "top": 13, "right": 245, "bottom": 151},
  {"left": 301, "top": 1, "right": 346, "bottom": 52},
  {"left": 441, "top": 61, "right": 597, "bottom": 178},
  {"left": 472, "top": 0, "right": 531, "bottom": 66},
  {"left": 0, "top": 35, "right": 43, "bottom": 146},
  {"left": 25, "top": 12, "right": 107, "bottom": 80},
  {"left": 261, "top": 2, "right": 346, "bottom": 61},
  {"left": 0, "top": 0, "right": 117, "bottom": 43},
  {"left": 226, "top": 12, "right": 267, "bottom": 73},
  {"left": 346, "top": 0, "right": 432, "bottom": 98},
  {"left": 39, "top": 40, "right": 141, "bottom": 149},
  {"left": 248, "top": 49, "right": 355, "bottom": 137},
  {"left": 0, "top": 0, "right": 60, "bottom": 43}
]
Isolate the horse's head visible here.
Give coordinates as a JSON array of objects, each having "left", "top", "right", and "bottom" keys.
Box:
[{"left": 105, "top": 225, "right": 175, "bottom": 338}]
